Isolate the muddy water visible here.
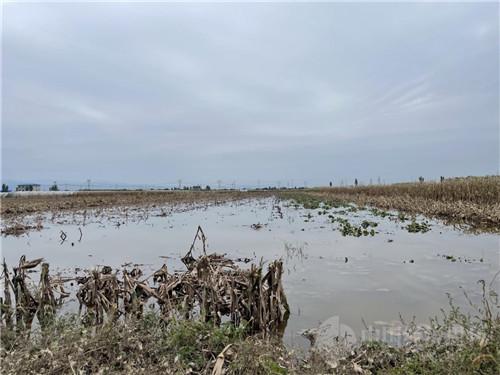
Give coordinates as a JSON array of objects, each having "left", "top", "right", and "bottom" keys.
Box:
[{"left": 2, "top": 198, "right": 498, "bottom": 348}]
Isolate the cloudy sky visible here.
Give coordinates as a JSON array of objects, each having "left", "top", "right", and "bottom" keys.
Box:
[{"left": 2, "top": 2, "right": 498, "bottom": 187}]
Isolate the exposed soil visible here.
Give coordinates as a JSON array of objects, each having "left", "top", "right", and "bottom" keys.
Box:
[
  {"left": 2, "top": 177, "right": 499, "bottom": 233},
  {"left": 0, "top": 190, "right": 272, "bottom": 220}
]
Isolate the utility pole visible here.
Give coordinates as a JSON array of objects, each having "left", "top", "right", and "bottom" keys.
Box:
[{"left": 87, "top": 179, "right": 91, "bottom": 191}]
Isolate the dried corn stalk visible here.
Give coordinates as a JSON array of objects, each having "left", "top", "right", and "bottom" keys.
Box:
[{"left": 2, "top": 227, "right": 290, "bottom": 338}]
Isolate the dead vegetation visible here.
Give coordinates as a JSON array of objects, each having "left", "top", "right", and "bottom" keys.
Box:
[
  {"left": 0, "top": 226, "right": 292, "bottom": 374},
  {"left": 2, "top": 177, "right": 497, "bottom": 234},
  {"left": 1, "top": 310, "right": 293, "bottom": 374},
  {"left": 1, "top": 256, "right": 69, "bottom": 335},
  {"left": 282, "top": 176, "right": 500, "bottom": 232},
  {"left": 324, "top": 176, "right": 499, "bottom": 205},
  {"left": 1, "top": 227, "right": 289, "bottom": 342},
  {"left": 1, "top": 232, "right": 498, "bottom": 374},
  {"left": 1, "top": 274, "right": 498, "bottom": 374},
  {"left": 0, "top": 222, "right": 43, "bottom": 236},
  {"left": 0, "top": 190, "right": 272, "bottom": 221}
]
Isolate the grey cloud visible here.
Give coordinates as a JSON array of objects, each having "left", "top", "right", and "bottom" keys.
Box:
[{"left": 2, "top": 2, "right": 498, "bottom": 186}]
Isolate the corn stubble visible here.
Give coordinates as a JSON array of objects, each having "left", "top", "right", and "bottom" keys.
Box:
[{"left": 1, "top": 226, "right": 289, "bottom": 338}]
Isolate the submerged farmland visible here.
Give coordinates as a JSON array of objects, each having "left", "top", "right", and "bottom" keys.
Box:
[
  {"left": 1, "top": 193, "right": 497, "bottom": 346},
  {"left": 1, "top": 181, "right": 499, "bottom": 374}
]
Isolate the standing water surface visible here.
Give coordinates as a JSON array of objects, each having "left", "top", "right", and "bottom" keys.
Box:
[{"left": 2, "top": 198, "right": 498, "bottom": 347}]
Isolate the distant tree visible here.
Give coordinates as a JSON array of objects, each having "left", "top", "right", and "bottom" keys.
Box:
[
  {"left": 354, "top": 178, "right": 358, "bottom": 187},
  {"left": 205, "top": 185, "right": 211, "bottom": 191},
  {"left": 440, "top": 176, "right": 445, "bottom": 183},
  {"left": 49, "top": 182, "right": 59, "bottom": 191},
  {"left": 329, "top": 181, "right": 332, "bottom": 187},
  {"left": 418, "top": 176, "right": 425, "bottom": 183},
  {"left": 1, "top": 184, "right": 8, "bottom": 192}
]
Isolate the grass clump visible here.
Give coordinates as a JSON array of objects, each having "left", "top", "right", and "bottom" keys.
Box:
[
  {"left": 370, "top": 208, "right": 393, "bottom": 218},
  {"left": 339, "top": 222, "right": 376, "bottom": 237},
  {"left": 0, "top": 313, "right": 290, "bottom": 374},
  {"left": 361, "top": 220, "right": 378, "bottom": 229},
  {"left": 281, "top": 192, "right": 348, "bottom": 211},
  {"left": 329, "top": 216, "right": 377, "bottom": 237},
  {"left": 384, "top": 281, "right": 500, "bottom": 374},
  {"left": 406, "top": 219, "right": 431, "bottom": 233},
  {"left": 306, "top": 280, "right": 500, "bottom": 374},
  {"left": 1, "top": 281, "right": 499, "bottom": 374}
]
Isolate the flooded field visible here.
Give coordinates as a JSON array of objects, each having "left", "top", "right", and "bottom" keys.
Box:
[{"left": 2, "top": 197, "right": 498, "bottom": 348}]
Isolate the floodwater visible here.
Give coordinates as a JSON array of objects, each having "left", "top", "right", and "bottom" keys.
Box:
[{"left": 2, "top": 197, "right": 499, "bottom": 348}]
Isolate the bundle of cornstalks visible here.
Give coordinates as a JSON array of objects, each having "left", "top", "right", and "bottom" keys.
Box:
[
  {"left": 1, "top": 226, "right": 289, "bottom": 338},
  {"left": 0, "top": 255, "right": 70, "bottom": 334}
]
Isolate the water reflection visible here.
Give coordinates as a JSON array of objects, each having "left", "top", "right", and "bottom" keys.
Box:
[{"left": 2, "top": 197, "right": 498, "bottom": 348}]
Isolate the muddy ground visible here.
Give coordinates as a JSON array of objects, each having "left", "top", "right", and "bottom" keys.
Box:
[
  {"left": 2, "top": 180, "right": 499, "bottom": 233},
  {"left": 0, "top": 190, "right": 271, "bottom": 220}
]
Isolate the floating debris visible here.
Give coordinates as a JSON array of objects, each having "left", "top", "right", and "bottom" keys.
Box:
[
  {"left": 273, "top": 204, "right": 284, "bottom": 219},
  {"left": 1, "top": 223, "right": 43, "bottom": 236},
  {"left": 437, "top": 254, "right": 484, "bottom": 264},
  {"left": 250, "top": 223, "right": 264, "bottom": 230},
  {"left": 402, "top": 259, "right": 415, "bottom": 264}
]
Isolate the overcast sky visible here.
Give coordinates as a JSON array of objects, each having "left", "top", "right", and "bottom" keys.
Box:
[{"left": 2, "top": 2, "right": 498, "bottom": 187}]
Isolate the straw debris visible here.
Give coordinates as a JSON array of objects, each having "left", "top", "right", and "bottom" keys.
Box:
[{"left": 1, "top": 226, "right": 289, "bottom": 338}]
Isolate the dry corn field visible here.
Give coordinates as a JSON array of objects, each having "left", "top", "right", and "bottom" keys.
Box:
[{"left": 296, "top": 176, "right": 500, "bottom": 232}]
